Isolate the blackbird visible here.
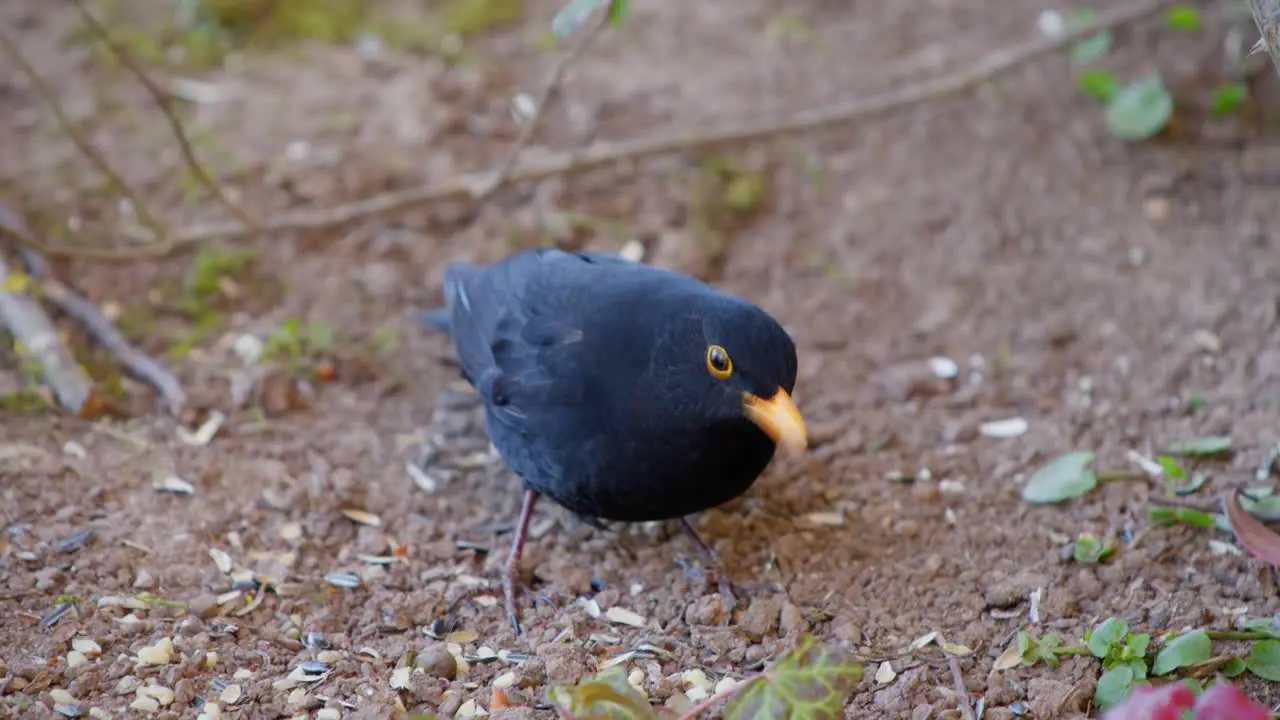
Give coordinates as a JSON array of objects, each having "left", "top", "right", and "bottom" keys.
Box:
[{"left": 417, "top": 247, "right": 807, "bottom": 633}]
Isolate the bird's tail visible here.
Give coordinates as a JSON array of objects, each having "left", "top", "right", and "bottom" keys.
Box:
[
  {"left": 413, "top": 307, "right": 451, "bottom": 334},
  {"left": 413, "top": 261, "right": 486, "bottom": 336}
]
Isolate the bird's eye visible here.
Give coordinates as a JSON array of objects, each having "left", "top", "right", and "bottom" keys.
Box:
[{"left": 706, "top": 345, "right": 733, "bottom": 379}]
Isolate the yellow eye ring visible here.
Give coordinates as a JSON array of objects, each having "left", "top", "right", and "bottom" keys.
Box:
[{"left": 706, "top": 345, "right": 733, "bottom": 379}]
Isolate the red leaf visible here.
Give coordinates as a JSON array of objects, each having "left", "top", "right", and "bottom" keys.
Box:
[
  {"left": 1101, "top": 684, "right": 1194, "bottom": 720},
  {"left": 1193, "top": 682, "right": 1268, "bottom": 720},
  {"left": 1223, "top": 489, "right": 1280, "bottom": 567}
]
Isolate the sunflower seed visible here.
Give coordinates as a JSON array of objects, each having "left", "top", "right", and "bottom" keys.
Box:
[
  {"left": 324, "top": 572, "right": 361, "bottom": 589},
  {"left": 153, "top": 476, "right": 195, "bottom": 495},
  {"left": 340, "top": 509, "right": 381, "bottom": 527}
]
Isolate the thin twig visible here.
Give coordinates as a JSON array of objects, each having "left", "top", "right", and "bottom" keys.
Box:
[
  {"left": 66, "top": 0, "right": 260, "bottom": 234},
  {"left": 0, "top": 204, "right": 186, "bottom": 415},
  {"left": 19, "top": 0, "right": 1172, "bottom": 262},
  {"left": 471, "top": 9, "right": 610, "bottom": 202},
  {"left": 949, "top": 656, "right": 975, "bottom": 720},
  {"left": 0, "top": 27, "right": 167, "bottom": 242}
]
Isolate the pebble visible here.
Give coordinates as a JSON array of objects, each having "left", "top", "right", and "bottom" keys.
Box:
[
  {"left": 66, "top": 651, "right": 87, "bottom": 668},
  {"left": 51, "top": 688, "right": 77, "bottom": 704},
  {"left": 129, "top": 696, "right": 160, "bottom": 712},
  {"left": 416, "top": 645, "right": 458, "bottom": 681}
]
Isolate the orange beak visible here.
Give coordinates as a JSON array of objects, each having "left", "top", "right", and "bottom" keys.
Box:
[{"left": 742, "top": 387, "right": 807, "bottom": 456}]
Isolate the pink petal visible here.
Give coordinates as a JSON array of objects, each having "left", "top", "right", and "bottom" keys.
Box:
[
  {"left": 1193, "top": 682, "right": 1268, "bottom": 720},
  {"left": 1101, "top": 684, "right": 1194, "bottom": 720}
]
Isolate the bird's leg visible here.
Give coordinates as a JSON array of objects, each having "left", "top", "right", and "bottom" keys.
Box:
[
  {"left": 678, "top": 517, "right": 745, "bottom": 610},
  {"left": 503, "top": 489, "right": 539, "bottom": 636}
]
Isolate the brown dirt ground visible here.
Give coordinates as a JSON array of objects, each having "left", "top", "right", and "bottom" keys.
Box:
[{"left": 6, "top": 0, "right": 1280, "bottom": 718}]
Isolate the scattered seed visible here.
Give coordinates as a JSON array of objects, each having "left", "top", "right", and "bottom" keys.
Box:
[
  {"left": 802, "top": 511, "right": 844, "bottom": 526},
  {"left": 356, "top": 554, "right": 400, "bottom": 565},
  {"left": 938, "top": 479, "right": 965, "bottom": 494},
  {"left": 578, "top": 597, "right": 602, "bottom": 618},
  {"left": 1029, "top": 588, "right": 1042, "bottom": 624},
  {"left": 66, "top": 651, "right": 87, "bottom": 668},
  {"left": 219, "top": 684, "right": 242, "bottom": 704},
  {"left": 605, "top": 606, "right": 647, "bottom": 627},
  {"left": 493, "top": 671, "right": 517, "bottom": 689},
  {"left": 497, "top": 650, "right": 529, "bottom": 663},
  {"left": 54, "top": 704, "right": 81, "bottom": 717},
  {"left": 59, "top": 530, "right": 93, "bottom": 554},
  {"left": 324, "top": 571, "right": 361, "bottom": 589},
  {"left": 340, "top": 509, "right": 382, "bottom": 527},
  {"left": 445, "top": 629, "right": 479, "bottom": 644},
  {"left": 137, "top": 644, "right": 172, "bottom": 666},
  {"left": 141, "top": 685, "right": 176, "bottom": 705},
  {"left": 979, "top": 417, "right": 1028, "bottom": 439},
  {"left": 389, "top": 666, "right": 411, "bottom": 690},
  {"left": 40, "top": 602, "right": 74, "bottom": 629},
  {"left": 619, "top": 239, "right": 645, "bottom": 263},
  {"left": 71, "top": 637, "right": 101, "bottom": 656},
  {"left": 177, "top": 410, "right": 225, "bottom": 447},
  {"left": 129, "top": 696, "right": 160, "bottom": 712},
  {"left": 685, "top": 686, "right": 709, "bottom": 702},
  {"left": 210, "top": 679, "right": 230, "bottom": 693},
  {"left": 682, "top": 669, "right": 711, "bottom": 692},
  {"left": 316, "top": 650, "right": 342, "bottom": 665},
  {"left": 875, "top": 661, "right": 896, "bottom": 684},
  {"left": 456, "top": 698, "right": 482, "bottom": 718},
  {"left": 316, "top": 709, "right": 341, "bottom": 720},
  {"left": 51, "top": 689, "right": 76, "bottom": 704},
  {"left": 940, "top": 640, "right": 972, "bottom": 656},
  {"left": 354, "top": 647, "right": 381, "bottom": 662},
  {"left": 598, "top": 650, "right": 635, "bottom": 669},
  {"left": 928, "top": 356, "right": 959, "bottom": 380},
  {"left": 287, "top": 687, "right": 307, "bottom": 705},
  {"left": 908, "top": 631, "right": 938, "bottom": 651},
  {"left": 208, "top": 548, "right": 233, "bottom": 574},
  {"left": 713, "top": 676, "right": 738, "bottom": 695},
  {"left": 406, "top": 462, "right": 439, "bottom": 493},
  {"left": 303, "top": 632, "right": 328, "bottom": 649},
  {"left": 297, "top": 661, "right": 331, "bottom": 675},
  {"left": 278, "top": 522, "right": 303, "bottom": 541},
  {"left": 153, "top": 476, "right": 195, "bottom": 495}
]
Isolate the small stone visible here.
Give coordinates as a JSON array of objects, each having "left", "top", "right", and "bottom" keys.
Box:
[
  {"left": 51, "top": 688, "right": 76, "bottom": 704},
  {"left": 416, "top": 645, "right": 458, "bottom": 681},
  {"left": 684, "top": 594, "right": 731, "bottom": 626},
  {"left": 136, "top": 646, "right": 171, "bottom": 665},
  {"left": 66, "top": 652, "right": 87, "bottom": 668},
  {"left": 71, "top": 638, "right": 101, "bottom": 656}
]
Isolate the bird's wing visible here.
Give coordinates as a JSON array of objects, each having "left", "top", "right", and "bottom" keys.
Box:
[{"left": 441, "top": 248, "right": 631, "bottom": 424}]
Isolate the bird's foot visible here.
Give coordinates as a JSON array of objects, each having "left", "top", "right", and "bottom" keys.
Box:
[{"left": 677, "top": 517, "right": 749, "bottom": 612}]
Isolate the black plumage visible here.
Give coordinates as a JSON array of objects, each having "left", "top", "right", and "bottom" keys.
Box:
[{"left": 418, "top": 247, "right": 806, "bottom": 633}]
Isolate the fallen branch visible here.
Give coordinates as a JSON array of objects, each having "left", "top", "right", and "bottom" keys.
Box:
[
  {"left": 0, "top": 26, "right": 167, "bottom": 243},
  {"left": 12, "top": 0, "right": 1173, "bottom": 263},
  {"left": 0, "top": 205, "right": 186, "bottom": 415},
  {"left": 0, "top": 256, "right": 96, "bottom": 417},
  {"left": 66, "top": 0, "right": 261, "bottom": 234},
  {"left": 1246, "top": 0, "right": 1280, "bottom": 80}
]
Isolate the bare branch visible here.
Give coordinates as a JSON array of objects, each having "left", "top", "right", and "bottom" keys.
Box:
[
  {"left": 470, "top": 9, "right": 611, "bottom": 201},
  {"left": 0, "top": 256, "right": 95, "bottom": 417},
  {"left": 21, "top": 0, "right": 1172, "bottom": 263},
  {"left": 1246, "top": 0, "right": 1280, "bottom": 80},
  {"left": 0, "top": 205, "right": 186, "bottom": 415},
  {"left": 0, "top": 26, "right": 168, "bottom": 242},
  {"left": 65, "top": 0, "right": 262, "bottom": 234}
]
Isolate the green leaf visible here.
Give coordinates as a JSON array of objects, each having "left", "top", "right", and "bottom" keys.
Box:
[
  {"left": 1073, "top": 536, "right": 1113, "bottom": 564},
  {"left": 551, "top": 0, "right": 607, "bottom": 38},
  {"left": 1211, "top": 83, "right": 1248, "bottom": 117},
  {"left": 1240, "top": 617, "right": 1280, "bottom": 639},
  {"left": 1022, "top": 451, "right": 1097, "bottom": 504},
  {"left": 1246, "top": 640, "right": 1280, "bottom": 681},
  {"left": 1126, "top": 634, "right": 1151, "bottom": 660},
  {"left": 1165, "top": 435, "right": 1232, "bottom": 456},
  {"left": 725, "top": 635, "right": 863, "bottom": 720},
  {"left": 1152, "top": 630, "right": 1211, "bottom": 675},
  {"left": 607, "top": 0, "right": 628, "bottom": 27},
  {"left": 1173, "top": 473, "right": 1209, "bottom": 496},
  {"left": 1165, "top": 4, "right": 1202, "bottom": 30},
  {"left": 1094, "top": 665, "right": 1136, "bottom": 710},
  {"left": 1157, "top": 455, "right": 1186, "bottom": 482},
  {"left": 1223, "top": 657, "right": 1248, "bottom": 677},
  {"left": 1078, "top": 69, "right": 1120, "bottom": 103},
  {"left": 547, "top": 666, "right": 661, "bottom": 720},
  {"left": 1105, "top": 75, "right": 1174, "bottom": 142},
  {"left": 1069, "top": 8, "right": 1114, "bottom": 63},
  {"left": 1088, "top": 617, "right": 1129, "bottom": 658}
]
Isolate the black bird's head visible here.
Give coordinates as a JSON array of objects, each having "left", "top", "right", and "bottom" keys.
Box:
[{"left": 663, "top": 294, "right": 807, "bottom": 457}]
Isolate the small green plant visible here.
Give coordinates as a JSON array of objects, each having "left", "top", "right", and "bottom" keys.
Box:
[
  {"left": 1064, "top": 3, "right": 1248, "bottom": 143},
  {"left": 999, "top": 617, "right": 1280, "bottom": 711},
  {"left": 263, "top": 318, "right": 335, "bottom": 372},
  {"left": 547, "top": 634, "right": 862, "bottom": 720}
]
